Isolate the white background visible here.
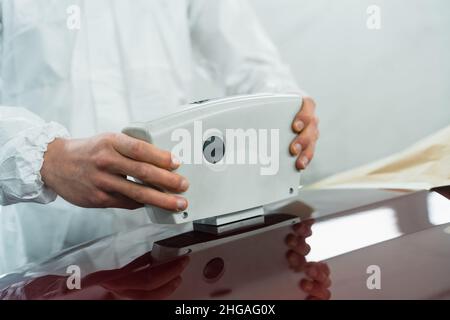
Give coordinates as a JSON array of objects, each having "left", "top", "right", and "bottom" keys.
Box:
[{"left": 194, "top": 0, "right": 450, "bottom": 184}]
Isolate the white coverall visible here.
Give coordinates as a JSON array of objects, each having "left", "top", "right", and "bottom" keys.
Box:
[{"left": 0, "top": 0, "right": 301, "bottom": 274}]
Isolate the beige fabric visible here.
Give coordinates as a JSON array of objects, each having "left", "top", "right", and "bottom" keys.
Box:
[{"left": 310, "top": 125, "right": 450, "bottom": 190}]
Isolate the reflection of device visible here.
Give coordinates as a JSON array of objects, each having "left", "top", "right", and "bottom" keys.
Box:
[
  {"left": 151, "top": 213, "right": 307, "bottom": 300},
  {"left": 123, "top": 94, "right": 302, "bottom": 228}
]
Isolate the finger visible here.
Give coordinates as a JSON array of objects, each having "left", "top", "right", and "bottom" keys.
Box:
[
  {"left": 289, "top": 127, "right": 317, "bottom": 159},
  {"left": 106, "top": 192, "right": 144, "bottom": 210},
  {"left": 300, "top": 279, "right": 331, "bottom": 300},
  {"left": 290, "top": 141, "right": 303, "bottom": 156},
  {"left": 305, "top": 263, "right": 329, "bottom": 283},
  {"left": 285, "top": 233, "right": 299, "bottom": 247},
  {"left": 103, "top": 256, "right": 189, "bottom": 292},
  {"left": 79, "top": 187, "right": 143, "bottom": 210},
  {"left": 296, "top": 141, "right": 316, "bottom": 170},
  {"left": 293, "top": 222, "right": 313, "bottom": 238},
  {"left": 285, "top": 234, "right": 310, "bottom": 256},
  {"left": 105, "top": 175, "right": 188, "bottom": 211},
  {"left": 319, "top": 262, "right": 331, "bottom": 277},
  {"left": 286, "top": 250, "right": 307, "bottom": 271},
  {"left": 304, "top": 218, "right": 315, "bottom": 227},
  {"left": 82, "top": 253, "right": 154, "bottom": 289},
  {"left": 292, "top": 97, "right": 317, "bottom": 133},
  {"left": 290, "top": 118, "right": 318, "bottom": 154},
  {"left": 305, "top": 290, "right": 331, "bottom": 300},
  {"left": 108, "top": 276, "right": 182, "bottom": 300},
  {"left": 109, "top": 156, "right": 189, "bottom": 193},
  {"left": 113, "top": 133, "right": 180, "bottom": 170}
]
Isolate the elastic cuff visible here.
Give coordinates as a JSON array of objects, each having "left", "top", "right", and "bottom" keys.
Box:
[{"left": 0, "top": 122, "right": 70, "bottom": 205}]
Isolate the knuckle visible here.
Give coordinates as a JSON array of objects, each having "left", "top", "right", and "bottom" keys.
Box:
[
  {"left": 98, "top": 133, "right": 115, "bottom": 148},
  {"left": 135, "top": 163, "right": 151, "bottom": 180},
  {"left": 93, "top": 174, "right": 109, "bottom": 190},
  {"left": 302, "top": 114, "right": 313, "bottom": 125},
  {"left": 298, "top": 136, "right": 308, "bottom": 148},
  {"left": 305, "top": 115, "right": 316, "bottom": 126},
  {"left": 132, "top": 188, "right": 147, "bottom": 203},
  {"left": 90, "top": 191, "right": 109, "bottom": 207},
  {"left": 130, "top": 141, "right": 144, "bottom": 158},
  {"left": 93, "top": 152, "right": 111, "bottom": 169},
  {"left": 304, "top": 97, "right": 316, "bottom": 109},
  {"left": 103, "top": 132, "right": 117, "bottom": 142}
]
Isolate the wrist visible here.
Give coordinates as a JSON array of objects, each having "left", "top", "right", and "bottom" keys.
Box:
[{"left": 41, "top": 138, "right": 67, "bottom": 189}]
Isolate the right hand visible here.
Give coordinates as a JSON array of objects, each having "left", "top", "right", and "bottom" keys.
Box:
[
  {"left": 285, "top": 219, "right": 332, "bottom": 300},
  {"left": 40, "top": 133, "right": 189, "bottom": 211}
]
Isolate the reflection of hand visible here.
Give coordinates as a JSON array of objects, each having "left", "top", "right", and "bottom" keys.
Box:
[
  {"left": 285, "top": 219, "right": 314, "bottom": 271},
  {"left": 1, "top": 254, "right": 189, "bottom": 300},
  {"left": 285, "top": 219, "right": 332, "bottom": 300},
  {"left": 90, "top": 255, "right": 190, "bottom": 300},
  {"left": 83, "top": 255, "right": 189, "bottom": 300},
  {"left": 300, "top": 262, "right": 331, "bottom": 300}
]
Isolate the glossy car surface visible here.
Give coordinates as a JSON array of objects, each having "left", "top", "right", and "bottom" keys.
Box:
[{"left": 0, "top": 187, "right": 449, "bottom": 300}]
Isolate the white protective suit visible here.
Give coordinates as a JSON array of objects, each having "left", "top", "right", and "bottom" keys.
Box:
[{"left": 0, "top": 0, "right": 301, "bottom": 274}]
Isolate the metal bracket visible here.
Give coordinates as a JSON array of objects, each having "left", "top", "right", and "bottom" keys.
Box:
[{"left": 193, "top": 206, "right": 265, "bottom": 235}]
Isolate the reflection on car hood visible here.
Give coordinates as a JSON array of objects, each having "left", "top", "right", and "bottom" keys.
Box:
[{"left": 0, "top": 187, "right": 449, "bottom": 300}]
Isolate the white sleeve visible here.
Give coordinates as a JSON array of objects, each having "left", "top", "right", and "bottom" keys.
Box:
[
  {"left": 188, "top": 0, "right": 306, "bottom": 96},
  {"left": 0, "top": 107, "right": 70, "bottom": 205},
  {"left": 0, "top": 5, "right": 70, "bottom": 206}
]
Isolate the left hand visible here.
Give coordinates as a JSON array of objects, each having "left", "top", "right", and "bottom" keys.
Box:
[{"left": 290, "top": 97, "right": 319, "bottom": 170}]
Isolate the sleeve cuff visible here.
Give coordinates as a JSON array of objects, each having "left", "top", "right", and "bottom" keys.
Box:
[{"left": 0, "top": 122, "right": 70, "bottom": 205}]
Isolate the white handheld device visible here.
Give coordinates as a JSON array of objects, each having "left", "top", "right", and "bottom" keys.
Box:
[{"left": 123, "top": 94, "right": 302, "bottom": 226}]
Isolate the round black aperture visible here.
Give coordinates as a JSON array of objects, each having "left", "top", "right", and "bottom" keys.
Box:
[
  {"left": 203, "top": 257, "right": 225, "bottom": 282},
  {"left": 203, "top": 136, "right": 225, "bottom": 164}
]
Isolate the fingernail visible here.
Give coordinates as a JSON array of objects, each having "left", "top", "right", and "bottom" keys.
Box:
[
  {"left": 180, "top": 178, "right": 189, "bottom": 191},
  {"left": 301, "top": 156, "right": 309, "bottom": 168},
  {"left": 171, "top": 154, "right": 181, "bottom": 169},
  {"left": 294, "top": 144, "right": 302, "bottom": 155},
  {"left": 176, "top": 198, "right": 187, "bottom": 211},
  {"left": 294, "top": 121, "right": 305, "bottom": 132}
]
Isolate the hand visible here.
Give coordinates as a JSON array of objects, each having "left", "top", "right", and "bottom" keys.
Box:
[
  {"left": 285, "top": 219, "right": 314, "bottom": 272},
  {"left": 97, "top": 255, "right": 190, "bottom": 300},
  {"left": 299, "top": 262, "right": 331, "bottom": 300},
  {"left": 290, "top": 97, "right": 319, "bottom": 170},
  {"left": 1, "top": 254, "right": 189, "bottom": 300},
  {"left": 285, "top": 219, "right": 332, "bottom": 300},
  {"left": 41, "top": 133, "right": 189, "bottom": 211}
]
